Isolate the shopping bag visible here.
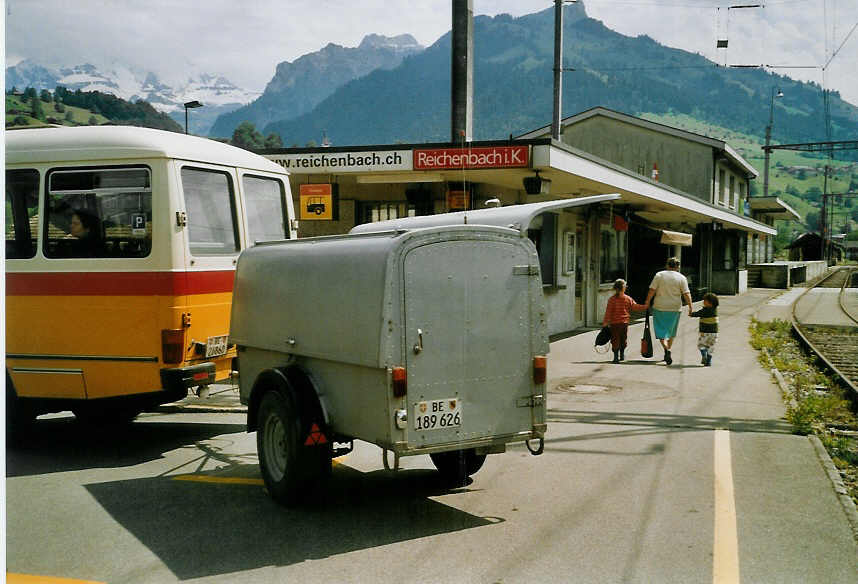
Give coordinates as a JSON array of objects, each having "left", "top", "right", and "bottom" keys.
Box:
[
  {"left": 640, "top": 309, "right": 654, "bottom": 358},
  {"left": 595, "top": 325, "right": 611, "bottom": 347}
]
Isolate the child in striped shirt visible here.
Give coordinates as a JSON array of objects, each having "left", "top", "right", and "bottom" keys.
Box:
[
  {"left": 602, "top": 279, "right": 648, "bottom": 364},
  {"left": 691, "top": 292, "right": 719, "bottom": 366}
]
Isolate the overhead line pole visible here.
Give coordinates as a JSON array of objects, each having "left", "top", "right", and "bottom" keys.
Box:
[{"left": 551, "top": 0, "right": 563, "bottom": 141}]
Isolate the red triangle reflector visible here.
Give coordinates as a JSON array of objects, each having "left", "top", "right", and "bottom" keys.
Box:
[{"left": 304, "top": 423, "right": 328, "bottom": 446}]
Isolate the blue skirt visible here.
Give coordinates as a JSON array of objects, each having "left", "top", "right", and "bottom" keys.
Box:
[{"left": 652, "top": 309, "right": 680, "bottom": 340}]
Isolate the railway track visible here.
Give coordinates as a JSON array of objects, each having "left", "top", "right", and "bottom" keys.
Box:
[{"left": 793, "top": 266, "right": 858, "bottom": 395}]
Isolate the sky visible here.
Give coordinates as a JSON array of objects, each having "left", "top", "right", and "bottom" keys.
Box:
[{"left": 4, "top": 0, "right": 858, "bottom": 106}]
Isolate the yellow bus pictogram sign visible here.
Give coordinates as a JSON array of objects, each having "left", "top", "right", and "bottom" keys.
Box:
[{"left": 299, "top": 184, "right": 337, "bottom": 221}]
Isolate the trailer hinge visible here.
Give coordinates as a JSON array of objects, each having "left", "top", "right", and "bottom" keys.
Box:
[
  {"left": 516, "top": 394, "right": 544, "bottom": 408},
  {"left": 176, "top": 211, "right": 187, "bottom": 227},
  {"left": 513, "top": 265, "right": 539, "bottom": 276}
]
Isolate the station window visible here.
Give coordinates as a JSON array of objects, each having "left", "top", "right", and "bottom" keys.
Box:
[
  {"left": 527, "top": 213, "right": 557, "bottom": 287},
  {"left": 5, "top": 169, "right": 40, "bottom": 259},
  {"left": 182, "top": 167, "right": 239, "bottom": 256},
  {"left": 718, "top": 169, "right": 727, "bottom": 206},
  {"left": 357, "top": 202, "right": 416, "bottom": 224},
  {"left": 44, "top": 166, "right": 153, "bottom": 259},
  {"left": 600, "top": 219, "right": 627, "bottom": 284},
  {"left": 729, "top": 175, "right": 736, "bottom": 209}
]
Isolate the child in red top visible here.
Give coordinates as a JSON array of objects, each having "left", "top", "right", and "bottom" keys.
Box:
[{"left": 602, "top": 278, "right": 648, "bottom": 363}]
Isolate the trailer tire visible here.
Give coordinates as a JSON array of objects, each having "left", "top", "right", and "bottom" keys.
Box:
[
  {"left": 430, "top": 448, "right": 486, "bottom": 485},
  {"left": 257, "top": 388, "right": 332, "bottom": 506}
]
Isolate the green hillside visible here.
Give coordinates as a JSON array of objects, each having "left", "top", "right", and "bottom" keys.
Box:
[
  {"left": 6, "top": 87, "right": 182, "bottom": 132},
  {"left": 642, "top": 111, "right": 858, "bottom": 246}
]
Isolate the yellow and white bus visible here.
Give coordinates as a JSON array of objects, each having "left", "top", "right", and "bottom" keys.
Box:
[{"left": 5, "top": 125, "right": 296, "bottom": 428}]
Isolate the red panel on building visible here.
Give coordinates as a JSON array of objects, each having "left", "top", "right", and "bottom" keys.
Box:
[{"left": 413, "top": 145, "right": 529, "bottom": 170}]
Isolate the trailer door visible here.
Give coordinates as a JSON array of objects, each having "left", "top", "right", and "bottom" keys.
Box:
[{"left": 404, "top": 238, "right": 535, "bottom": 448}]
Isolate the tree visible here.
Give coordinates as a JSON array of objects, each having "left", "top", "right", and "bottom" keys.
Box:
[
  {"left": 805, "top": 186, "right": 822, "bottom": 203},
  {"left": 54, "top": 102, "right": 65, "bottom": 113},
  {"left": 230, "top": 121, "right": 265, "bottom": 150},
  {"left": 806, "top": 210, "right": 820, "bottom": 231},
  {"left": 88, "top": 115, "right": 98, "bottom": 125},
  {"left": 65, "top": 111, "right": 74, "bottom": 123},
  {"left": 40, "top": 89, "right": 52, "bottom": 103},
  {"left": 30, "top": 95, "right": 46, "bottom": 121},
  {"left": 264, "top": 133, "right": 283, "bottom": 148}
]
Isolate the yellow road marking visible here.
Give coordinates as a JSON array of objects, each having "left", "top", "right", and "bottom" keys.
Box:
[
  {"left": 173, "top": 475, "right": 264, "bottom": 485},
  {"left": 713, "top": 429, "right": 740, "bottom": 584},
  {"left": 7, "top": 573, "right": 104, "bottom": 584},
  {"left": 171, "top": 459, "right": 343, "bottom": 485}
]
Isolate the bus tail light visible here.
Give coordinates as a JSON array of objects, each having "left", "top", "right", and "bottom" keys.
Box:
[
  {"left": 162, "top": 329, "right": 185, "bottom": 364},
  {"left": 392, "top": 366, "right": 407, "bottom": 397},
  {"left": 533, "top": 355, "right": 547, "bottom": 384}
]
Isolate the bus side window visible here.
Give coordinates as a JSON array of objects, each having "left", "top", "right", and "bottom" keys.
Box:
[
  {"left": 181, "top": 167, "right": 239, "bottom": 256},
  {"left": 5, "top": 169, "right": 40, "bottom": 259},
  {"left": 44, "top": 167, "right": 152, "bottom": 259},
  {"left": 242, "top": 174, "right": 289, "bottom": 245}
]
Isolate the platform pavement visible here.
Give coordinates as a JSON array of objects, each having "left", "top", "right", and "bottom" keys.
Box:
[
  {"left": 157, "top": 287, "right": 858, "bottom": 563},
  {"left": 159, "top": 287, "right": 794, "bottom": 416}
]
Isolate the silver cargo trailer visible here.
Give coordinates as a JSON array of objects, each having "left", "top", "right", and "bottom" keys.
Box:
[{"left": 230, "top": 196, "right": 616, "bottom": 505}]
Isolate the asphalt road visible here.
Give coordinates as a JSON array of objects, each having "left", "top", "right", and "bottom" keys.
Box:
[{"left": 6, "top": 288, "right": 858, "bottom": 583}]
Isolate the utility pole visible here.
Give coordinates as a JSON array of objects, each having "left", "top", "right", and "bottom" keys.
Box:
[
  {"left": 551, "top": 0, "right": 563, "bottom": 140},
  {"left": 762, "top": 87, "right": 782, "bottom": 198},
  {"left": 451, "top": 0, "right": 473, "bottom": 143}
]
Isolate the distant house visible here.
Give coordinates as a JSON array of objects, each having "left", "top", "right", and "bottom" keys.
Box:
[
  {"left": 843, "top": 240, "right": 858, "bottom": 261},
  {"left": 788, "top": 232, "right": 843, "bottom": 263}
]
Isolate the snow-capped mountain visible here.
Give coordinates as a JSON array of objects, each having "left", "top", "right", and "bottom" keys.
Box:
[{"left": 6, "top": 60, "right": 260, "bottom": 134}]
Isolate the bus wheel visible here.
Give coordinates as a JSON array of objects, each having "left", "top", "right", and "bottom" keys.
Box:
[
  {"left": 6, "top": 381, "right": 35, "bottom": 443},
  {"left": 257, "top": 390, "right": 304, "bottom": 505},
  {"left": 72, "top": 406, "right": 141, "bottom": 426},
  {"left": 430, "top": 448, "right": 487, "bottom": 486}
]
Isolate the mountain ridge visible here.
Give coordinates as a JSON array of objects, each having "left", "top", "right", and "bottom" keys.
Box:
[
  {"left": 208, "top": 33, "right": 424, "bottom": 138},
  {"left": 262, "top": 4, "right": 857, "bottom": 155}
]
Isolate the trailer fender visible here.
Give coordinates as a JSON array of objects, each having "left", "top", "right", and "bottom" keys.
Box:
[{"left": 247, "top": 365, "right": 329, "bottom": 441}]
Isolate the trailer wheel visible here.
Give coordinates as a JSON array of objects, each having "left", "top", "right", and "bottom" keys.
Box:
[
  {"left": 6, "top": 377, "right": 35, "bottom": 443},
  {"left": 257, "top": 389, "right": 306, "bottom": 505},
  {"left": 430, "top": 448, "right": 487, "bottom": 485}
]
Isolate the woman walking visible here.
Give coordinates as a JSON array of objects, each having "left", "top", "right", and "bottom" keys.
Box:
[{"left": 644, "top": 257, "right": 692, "bottom": 365}]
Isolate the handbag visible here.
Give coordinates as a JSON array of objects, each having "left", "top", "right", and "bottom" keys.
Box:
[
  {"left": 595, "top": 325, "right": 611, "bottom": 347},
  {"left": 641, "top": 308, "right": 654, "bottom": 358}
]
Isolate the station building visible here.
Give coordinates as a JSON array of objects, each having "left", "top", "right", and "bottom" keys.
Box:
[{"left": 259, "top": 108, "right": 790, "bottom": 337}]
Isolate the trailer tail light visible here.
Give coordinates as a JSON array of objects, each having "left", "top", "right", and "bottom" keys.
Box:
[
  {"left": 162, "top": 329, "right": 185, "bottom": 364},
  {"left": 392, "top": 366, "right": 407, "bottom": 397},
  {"left": 533, "top": 355, "right": 547, "bottom": 384}
]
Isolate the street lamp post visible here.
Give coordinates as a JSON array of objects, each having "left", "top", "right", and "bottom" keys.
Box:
[
  {"left": 762, "top": 87, "right": 783, "bottom": 198},
  {"left": 183, "top": 100, "right": 203, "bottom": 134}
]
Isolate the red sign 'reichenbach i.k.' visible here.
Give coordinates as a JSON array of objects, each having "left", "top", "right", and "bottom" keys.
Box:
[{"left": 413, "top": 145, "right": 530, "bottom": 170}]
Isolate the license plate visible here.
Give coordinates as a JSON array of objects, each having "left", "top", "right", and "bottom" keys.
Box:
[
  {"left": 413, "top": 398, "right": 461, "bottom": 431},
  {"left": 205, "top": 335, "right": 228, "bottom": 358}
]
